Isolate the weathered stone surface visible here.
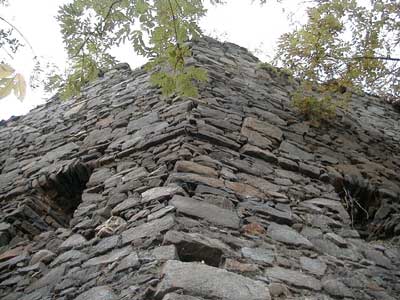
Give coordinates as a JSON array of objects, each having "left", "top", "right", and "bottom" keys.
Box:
[
  {"left": 95, "top": 216, "right": 127, "bottom": 237},
  {"left": 148, "top": 205, "right": 176, "bottom": 221},
  {"left": 27, "top": 265, "right": 66, "bottom": 292},
  {"left": 279, "top": 141, "right": 314, "bottom": 161},
  {"left": 325, "top": 232, "right": 348, "bottom": 248},
  {"left": 311, "top": 237, "right": 361, "bottom": 261},
  {"left": 111, "top": 197, "right": 140, "bottom": 215},
  {"left": 224, "top": 258, "right": 259, "bottom": 272},
  {"left": 243, "top": 117, "right": 283, "bottom": 142},
  {"left": 267, "top": 223, "right": 313, "bottom": 248},
  {"left": 239, "top": 202, "right": 293, "bottom": 225},
  {"left": 92, "top": 235, "right": 120, "bottom": 255},
  {"left": 155, "top": 260, "right": 270, "bottom": 300},
  {"left": 240, "top": 144, "right": 277, "bottom": 163},
  {"left": 51, "top": 250, "right": 87, "bottom": 266},
  {"left": 322, "top": 279, "right": 353, "bottom": 298},
  {"left": 363, "top": 248, "right": 392, "bottom": 269},
  {"left": 122, "top": 214, "right": 175, "bottom": 244},
  {"left": 300, "top": 256, "right": 327, "bottom": 276},
  {"left": 265, "top": 266, "right": 322, "bottom": 291},
  {"left": 170, "top": 195, "right": 240, "bottom": 229},
  {"left": 115, "top": 252, "right": 140, "bottom": 272},
  {"left": 153, "top": 245, "right": 178, "bottom": 261},
  {"left": 241, "top": 126, "right": 273, "bottom": 149},
  {"left": 302, "top": 198, "right": 350, "bottom": 223},
  {"left": 241, "top": 247, "right": 275, "bottom": 265},
  {"left": 83, "top": 246, "right": 131, "bottom": 266},
  {"left": 162, "top": 293, "right": 204, "bottom": 300},
  {"left": 74, "top": 286, "right": 117, "bottom": 300},
  {"left": 59, "top": 234, "right": 87, "bottom": 250},
  {"left": 268, "top": 282, "right": 291, "bottom": 298},
  {"left": 0, "top": 275, "right": 23, "bottom": 287},
  {"left": 167, "top": 173, "right": 225, "bottom": 190},
  {"left": 141, "top": 185, "right": 185, "bottom": 204},
  {"left": 0, "top": 246, "right": 25, "bottom": 262},
  {"left": 30, "top": 249, "right": 55, "bottom": 265},
  {"left": 225, "top": 181, "right": 265, "bottom": 198},
  {"left": 174, "top": 161, "right": 218, "bottom": 178}
]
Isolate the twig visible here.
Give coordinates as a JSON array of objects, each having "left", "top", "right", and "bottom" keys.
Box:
[
  {"left": 1, "top": 46, "right": 13, "bottom": 60},
  {"left": 342, "top": 186, "right": 370, "bottom": 228},
  {"left": 0, "top": 15, "right": 35, "bottom": 55},
  {"left": 326, "top": 53, "right": 400, "bottom": 63},
  {"left": 72, "top": 0, "right": 123, "bottom": 58},
  {"left": 167, "top": 0, "right": 184, "bottom": 72},
  {"left": 351, "top": 56, "right": 400, "bottom": 62},
  {"left": 167, "top": 0, "right": 180, "bottom": 47}
]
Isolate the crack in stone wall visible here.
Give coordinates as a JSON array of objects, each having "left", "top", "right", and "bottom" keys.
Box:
[
  {"left": 32, "top": 160, "right": 93, "bottom": 228},
  {"left": 0, "top": 160, "right": 92, "bottom": 244},
  {"left": 338, "top": 177, "right": 400, "bottom": 241}
]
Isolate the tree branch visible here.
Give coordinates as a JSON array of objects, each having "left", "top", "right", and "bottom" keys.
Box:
[
  {"left": 72, "top": 0, "right": 122, "bottom": 58},
  {"left": 167, "top": 0, "right": 180, "bottom": 47},
  {"left": 0, "top": 15, "right": 35, "bottom": 55},
  {"left": 167, "top": 0, "right": 183, "bottom": 72},
  {"left": 351, "top": 56, "right": 400, "bottom": 62}
]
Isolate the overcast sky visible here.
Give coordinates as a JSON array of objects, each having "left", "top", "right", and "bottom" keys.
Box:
[{"left": 0, "top": 0, "right": 298, "bottom": 120}]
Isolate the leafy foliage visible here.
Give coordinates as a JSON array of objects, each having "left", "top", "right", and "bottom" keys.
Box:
[
  {"left": 2, "top": 0, "right": 398, "bottom": 119},
  {"left": 0, "top": 1, "right": 28, "bottom": 101},
  {"left": 52, "top": 0, "right": 212, "bottom": 99},
  {"left": 275, "top": 0, "right": 400, "bottom": 122},
  {"left": 0, "top": 63, "right": 26, "bottom": 100}
]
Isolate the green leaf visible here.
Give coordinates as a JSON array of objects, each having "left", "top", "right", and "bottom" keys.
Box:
[
  {"left": 0, "top": 63, "right": 15, "bottom": 78},
  {"left": 0, "top": 77, "right": 14, "bottom": 99},
  {"left": 13, "top": 73, "right": 26, "bottom": 100}
]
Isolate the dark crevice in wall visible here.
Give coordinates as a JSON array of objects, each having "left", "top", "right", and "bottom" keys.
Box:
[
  {"left": 173, "top": 241, "right": 223, "bottom": 267},
  {"left": 2, "top": 161, "right": 93, "bottom": 245},
  {"left": 33, "top": 161, "right": 93, "bottom": 229},
  {"left": 338, "top": 177, "right": 400, "bottom": 241}
]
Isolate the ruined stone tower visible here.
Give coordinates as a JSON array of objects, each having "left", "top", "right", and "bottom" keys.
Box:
[{"left": 0, "top": 37, "right": 399, "bottom": 300}]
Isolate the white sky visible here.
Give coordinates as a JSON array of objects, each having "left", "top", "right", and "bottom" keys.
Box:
[{"left": 0, "top": 0, "right": 299, "bottom": 120}]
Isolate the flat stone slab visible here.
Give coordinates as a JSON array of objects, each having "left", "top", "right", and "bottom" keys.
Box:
[
  {"left": 265, "top": 266, "right": 321, "bottom": 291},
  {"left": 170, "top": 195, "right": 240, "bottom": 229},
  {"left": 122, "top": 214, "right": 175, "bottom": 244},
  {"left": 239, "top": 202, "right": 292, "bottom": 225},
  {"left": 83, "top": 246, "right": 131, "bottom": 267},
  {"left": 59, "top": 234, "right": 87, "bottom": 250},
  {"left": 175, "top": 161, "right": 218, "bottom": 178},
  {"left": 300, "top": 256, "right": 327, "bottom": 276},
  {"left": 163, "top": 293, "right": 205, "bottom": 300},
  {"left": 141, "top": 185, "right": 185, "bottom": 204},
  {"left": 243, "top": 117, "right": 283, "bottom": 142},
  {"left": 155, "top": 260, "right": 270, "bottom": 300},
  {"left": 27, "top": 265, "right": 66, "bottom": 292},
  {"left": 51, "top": 250, "right": 87, "bottom": 267},
  {"left": 115, "top": 252, "right": 140, "bottom": 272},
  {"left": 111, "top": 197, "right": 140, "bottom": 215},
  {"left": 240, "top": 144, "right": 277, "bottom": 163},
  {"left": 267, "top": 223, "right": 313, "bottom": 248},
  {"left": 241, "top": 247, "right": 275, "bottom": 265},
  {"left": 279, "top": 141, "right": 314, "bottom": 161},
  {"left": 322, "top": 279, "right": 353, "bottom": 298},
  {"left": 325, "top": 232, "right": 348, "bottom": 248},
  {"left": 302, "top": 198, "right": 349, "bottom": 223},
  {"left": 153, "top": 245, "right": 178, "bottom": 261},
  {"left": 74, "top": 286, "right": 117, "bottom": 300}
]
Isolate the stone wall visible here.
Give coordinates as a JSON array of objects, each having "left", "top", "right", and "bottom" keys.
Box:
[{"left": 0, "top": 37, "right": 399, "bottom": 300}]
